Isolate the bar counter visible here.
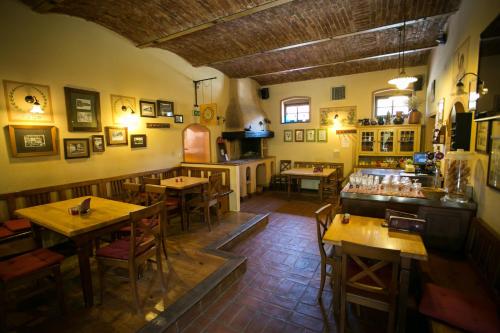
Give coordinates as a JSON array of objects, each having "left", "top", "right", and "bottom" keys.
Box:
[{"left": 341, "top": 187, "right": 477, "bottom": 253}]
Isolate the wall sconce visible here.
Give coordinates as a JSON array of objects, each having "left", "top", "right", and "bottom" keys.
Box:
[
  {"left": 456, "top": 72, "right": 488, "bottom": 96},
  {"left": 121, "top": 105, "right": 136, "bottom": 114},
  {"left": 25, "top": 95, "right": 44, "bottom": 114}
]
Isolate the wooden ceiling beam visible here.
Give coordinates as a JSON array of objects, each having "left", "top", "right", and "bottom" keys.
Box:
[
  {"left": 136, "top": 0, "right": 295, "bottom": 48},
  {"left": 249, "top": 46, "right": 435, "bottom": 79},
  {"left": 199, "top": 13, "right": 451, "bottom": 67}
]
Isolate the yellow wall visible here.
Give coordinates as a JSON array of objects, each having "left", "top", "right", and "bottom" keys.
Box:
[
  {"left": 0, "top": 0, "right": 228, "bottom": 193},
  {"left": 426, "top": 0, "right": 500, "bottom": 232},
  {"left": 261, "top": 66, "right": 427, "bottom": 175}
]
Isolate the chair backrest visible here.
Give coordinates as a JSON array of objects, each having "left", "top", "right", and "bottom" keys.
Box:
[
  {"left": 208, "top": 173, "right": 222, "bottom": 200},
  {"left": 144, "top": 184, "right": 167, "bottom": 205},
  {"left": 71, "top": 185, "right": 93, "bottom": 198},
  {"left": 122, "top": 182, "right": 144, "bottom": 205},
  {"left": 128, "top": 202, "right": 164, "bottom": 259},
  {"left": 315, "top": 204, "right": 334, "bottom": 260},
  {"left": 280, "top": 160, "right": 292, "bottom": 172},
  {"left": 143, "top": 177, "right": 161, "bottom": 185},
  {"left": 341, "top": 241, "right": 401, "bottom": 296}
]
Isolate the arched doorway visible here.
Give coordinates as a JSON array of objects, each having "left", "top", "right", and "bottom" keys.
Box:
[{"left": 183, "top": 124, "right": 211, "bottom": 163}]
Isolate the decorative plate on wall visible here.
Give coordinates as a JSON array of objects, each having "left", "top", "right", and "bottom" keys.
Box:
[{"left": 200, "top": 103, "right": 217, "bottom": 126}]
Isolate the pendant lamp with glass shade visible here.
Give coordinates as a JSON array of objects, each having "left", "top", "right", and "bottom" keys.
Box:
[{"left": 388, "top": 1, "right": 418, "bottom": 90}]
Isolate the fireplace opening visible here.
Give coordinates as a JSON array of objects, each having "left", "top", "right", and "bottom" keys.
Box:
[{"left": 240, "top": 139, "right": 261, "bottom": 159}]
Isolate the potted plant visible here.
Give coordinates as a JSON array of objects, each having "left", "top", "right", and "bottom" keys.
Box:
[{"left": 408, "top": 95, "right": 422, "bottom": 124}]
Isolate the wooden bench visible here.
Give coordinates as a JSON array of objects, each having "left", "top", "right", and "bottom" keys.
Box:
[
  {"left": 0, "top": 165, "right": 232, "bottom": 257},
  {"left": 418, "top": 218, "right": 500, "bottom": 332}
]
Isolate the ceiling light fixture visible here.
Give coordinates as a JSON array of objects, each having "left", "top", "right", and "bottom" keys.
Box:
[
  {"left": 388, "top": 0, "right": 418, "bottom": 90},
  {"left": 24, "top": 95, "right": 44, "bottom": 114}
]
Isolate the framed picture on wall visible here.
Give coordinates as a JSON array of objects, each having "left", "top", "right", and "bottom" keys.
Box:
[
  {"left": 295, "top": 129, "right": 304, "bottom": 142},
  {"left": 64, "top": 87, "right": 101, "bottom": 132},
  {"left": 157, "top": 100, "right": 174, "bottom": 117},
  {"left": 131, "top": 134, "right": 147, "bottom": 148},
  {"left": 284, "top": 129, "right": 293, "bottom": 142},
  {"left": 140, "top": 100, "right": 156, "bottom": 118},
  {"left": 317, "top": 128, "right": 328, "bottom": 142},
  {"left": 3, "top": 80, "right": 54, "bottom": 123},
  {"left": 487, "top": 120, "right": 500, "bottom": 191},
  {"left": 105, "top": 126, "right": 128, "bottom": 146},
  {"left": 306, "top": 129, "right": 316, "bottom": 142},
  {"left": 7, "top": 125, "right": 58, "bottom": 157},
  {"left": 63, "top": 138, "right": 90, "bottom": 159},
  {"left": 91, "top": 135, "right": 105, "bottom": 152},
  {"left": 475, "top": 121, "right": 489, "bottom": 154},
  {"left": 174, "top": 115, "right": 184, "bottom": 123}
]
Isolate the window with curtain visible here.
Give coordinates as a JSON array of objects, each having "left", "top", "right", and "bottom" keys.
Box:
[
  {"left": 373, "top": 89, "right": 412, "bottom": 118},
  {"left": 281, "top": 97, "right": 310, "bottom": 124}
]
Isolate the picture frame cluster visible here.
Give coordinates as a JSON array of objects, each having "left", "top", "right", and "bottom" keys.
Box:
[
  {"left": 3, "top": 79, "right": 181, "bottom": 160},
  {"left": 284, "top": 129, "right": 328, "bottom": 143}
]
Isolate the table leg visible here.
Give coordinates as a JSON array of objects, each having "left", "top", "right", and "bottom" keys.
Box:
[
  {"left": 319, "top": 178, "right": 324, "bottom": 202},
  {"left": 397, "top": 258, "right": 411, "bottom": 333},
  {"left": 287, "top": 175, "right": 291, "bottom": 200},
  {"left": 76, "top": 240, "right": 94, "bottom": 307},
  {"left": 332, "top": 251, "right": 341, "bottom": 315},
  {"left": 181, "top": 190, "right": 188, "bottom": 231}
]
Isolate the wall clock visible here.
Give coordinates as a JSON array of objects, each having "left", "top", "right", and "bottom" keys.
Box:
[{"left": 3, "top": 80, "right": 54, "bottom": 122}]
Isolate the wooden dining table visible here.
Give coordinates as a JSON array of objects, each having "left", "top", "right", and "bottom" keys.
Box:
[
  {"left": 281, "top": 168, "right": 336, "bottom": 200},
  {"left": 160, "top": 176, "right": 208, "bottom": 230},
  {"left": 15, "top": 196, "right": 144, "bottom": 307},
  {"left": 323, "top": 214, "right": 428, "bottom": 333}
]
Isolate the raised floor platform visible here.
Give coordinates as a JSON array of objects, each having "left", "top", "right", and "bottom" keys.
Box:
[{"left": 6, "top": 211, "right": 269, "bottom": 332}]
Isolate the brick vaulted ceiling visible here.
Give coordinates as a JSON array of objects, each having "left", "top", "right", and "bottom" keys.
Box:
[{"left": 22, "top": 0, "right": 461, "bottom": 85}]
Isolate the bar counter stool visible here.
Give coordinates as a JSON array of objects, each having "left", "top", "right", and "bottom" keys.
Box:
[
  {"left": 95, "top": 202, "right": 167, "bottom": 313},
  {"left": 0, "top": 248, "right": 66, "bottom": 333}
]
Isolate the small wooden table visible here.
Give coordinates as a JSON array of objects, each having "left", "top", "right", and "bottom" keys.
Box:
[
  {"left": 281, "top": 168, "right": 336, "bottom": 200},
  {"left": 15, "top": 196, "right": 144, "bottom": 307},
  {"left": 323, "top": 214, "right": 427, "bottom": 333},
  {"left": 160, "top": 176, "right": 209, "bottom": 230}
]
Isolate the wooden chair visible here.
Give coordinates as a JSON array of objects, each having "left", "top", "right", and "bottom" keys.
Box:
[
  {"left": 122, "top": 182, "right": 145, "bottom": 205},
  {"left": 186, "top": 173, "right": 222, "bottom": 232},
  {"left": 315, "top": 204, "right": 336, "bottom": 300},
  {"left": 339, "top": 241, "right": 401, "bottom": 333},
  {"left": 95, "top": 202, "right": 167, "bottom": 313},
  {"left": 270, "top": 160, "right": 292, "bottom": 191},
  {"left": 142, "top": 177, "right": 161, "bottom": 185},
  {"left": 0, "top": 248, "right": 66, "bottom": 332}
]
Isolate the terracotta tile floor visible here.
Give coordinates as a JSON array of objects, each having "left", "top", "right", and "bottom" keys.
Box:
[{"left": 182, "top": 192, "right": 427, "bottom": 333}]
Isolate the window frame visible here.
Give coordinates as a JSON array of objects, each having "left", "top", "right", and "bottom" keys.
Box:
[
  {"left": 372, "top": 88, "right": 413, "bottom": 119},
  {"left": 280, "top": 96, "right": 311, "bottom": 124}
]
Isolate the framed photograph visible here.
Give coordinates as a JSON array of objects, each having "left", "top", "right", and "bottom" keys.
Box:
[
  {"left": 306, "top": 129, "right": 316, "bottom": 142},
  {"left": 64, "top": 87, "right": 101, "bottom": 132},
  {"left": 319, "top": 106, "right": 357, "bottom": 127},
  {"left": 3, "top": 80, "right": 54, "bottom": 122},
  {"left": 487, "top": 120, "right": 500, "bottom": 191},
  {"left": 157, "top": 100, "right": 174, "bottom": 117},
  {"left": 295, "top": 129, "right": 304, "bottom": 142},
  {"left": 7, "top": 125, "right": 58, "bottom": 157},
  {"left": 174, "top": 115, "right": 184, "bottom": 123},
  {"left": 105, "top": 126, "right": 128, "bottom": 146},
  {"left": 131, "top": 134, "right": 147, "bottom": 148},
  {"left": 64, "top": 138, "right": 90, "bottom": 159},
  {"left": 91, "top": 135, "right": 105, "bottom": 152},
  {"left": 284, "top": 129, "right": 293, "bottom": 142},
  {"left": 317, "top": 128, "right": 328, "bottom": 142},
  {"left": 475, "top": 121, "right": 489, "bottom": 154},
  {"left": 111, "top": 94, "right": 136, "bottom": 124},
  {"left": 140, "top": 100, "right": 156, "bottom": 117}
]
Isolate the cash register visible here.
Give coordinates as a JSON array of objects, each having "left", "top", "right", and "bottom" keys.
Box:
[{"left": 413, "top": 152, "right": 428, "bottom": 174}]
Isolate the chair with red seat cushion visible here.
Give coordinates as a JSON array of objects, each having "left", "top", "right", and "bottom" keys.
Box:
[
  {"left": 186, "top": 173, "right": 222, "bottom": 232},
  {"left": 419, "top": 283, "right": 499, "bottom": 333},
  {"left": 96, "top": 202, "right": 167, "bottom": 313},
  {"left": 3, "top": 218, "right": 31, "bottom": 232},
  {"left": 0, "top": 227, "right": 14, "bottom": 240},
  {"left": 0, "top": 248, "right": 66, "bottom": 332},
  {"left": 339, "top": 241, "right": 401, "bottom": 333}
]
